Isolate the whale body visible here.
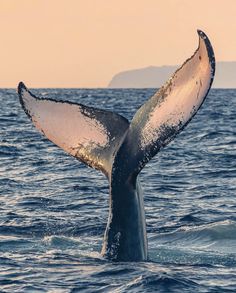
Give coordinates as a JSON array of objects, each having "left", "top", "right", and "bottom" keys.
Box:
[{"left": 18, "top": 30, "right": 215, "bottom": 261}]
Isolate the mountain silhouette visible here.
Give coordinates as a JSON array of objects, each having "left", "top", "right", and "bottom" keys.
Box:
[{"left": 108, "top": 62, "right": 236, "bottom": 88}]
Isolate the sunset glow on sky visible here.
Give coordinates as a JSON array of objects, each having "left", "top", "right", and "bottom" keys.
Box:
[{"left": 0, "top": 0, "right": 236, "bottom": 87}]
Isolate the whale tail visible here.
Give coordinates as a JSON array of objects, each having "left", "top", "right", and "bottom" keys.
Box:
[
  {"left": 18, "top": 30, "right": 215, "bottom": 261},
  {"left": 18, "top": 30, "right": 215, "bottom": 182}
]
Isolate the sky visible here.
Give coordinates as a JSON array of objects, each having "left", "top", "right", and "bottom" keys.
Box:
[{"left": 0, "top": 0, "right": 235, "bottom": 88}]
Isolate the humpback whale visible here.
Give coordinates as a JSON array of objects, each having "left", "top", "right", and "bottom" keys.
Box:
[{"left": 18, "top": 30, "right": 215, "bottom": 261}]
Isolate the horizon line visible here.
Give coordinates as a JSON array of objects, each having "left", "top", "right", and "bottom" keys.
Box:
[{"left": 0, "top": 86, "right": 235, "bottom": 89}]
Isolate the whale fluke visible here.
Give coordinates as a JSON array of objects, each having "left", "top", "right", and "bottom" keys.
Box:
[
  {"left": 18, "top": 30, "right": 215, "bottom": 261},
  {"left": 18, "top": 82, "right": 129, "bottom": 176},
  {"left": 112, "top": 30, "right": 215, "bottom": 181}
]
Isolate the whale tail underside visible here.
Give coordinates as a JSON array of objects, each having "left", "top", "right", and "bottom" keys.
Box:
[
  {"left": 18, "top": 83, "right": 129, "bottom": 177},
  {"left": 112, "top": 30, "right": 215, "bottom": 181},
  {"left": 18, "top": 30, "right": 215, "bottom": 181}
]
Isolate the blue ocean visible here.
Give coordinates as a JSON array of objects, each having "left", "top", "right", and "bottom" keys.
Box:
[{"left": 0, "top": 88, "right": 235, "bottom": 292}]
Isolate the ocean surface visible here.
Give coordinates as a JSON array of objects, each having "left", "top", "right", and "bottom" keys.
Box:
[{"left": 0, "top": 88, "right": 235, "bottom": 292}]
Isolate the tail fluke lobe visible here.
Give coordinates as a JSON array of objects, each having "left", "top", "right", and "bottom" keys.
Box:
[
  {"left": 112, "top": 30, "right": 215, "bottom": 180},
  {"left": 18, "top": 82, "right": 129, "bottom": 177}
]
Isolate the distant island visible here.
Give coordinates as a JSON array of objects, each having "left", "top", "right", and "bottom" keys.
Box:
[{"left": 108, "top": 62, "right": 236, "bottom": 88}]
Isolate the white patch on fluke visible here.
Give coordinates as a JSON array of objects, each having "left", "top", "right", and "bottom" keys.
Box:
[
  {"left": 21, "top": 88, "right": 109, "bottom": 156},
  {"left": 140, "top": 33, "right": 213, "bottom": 149}
]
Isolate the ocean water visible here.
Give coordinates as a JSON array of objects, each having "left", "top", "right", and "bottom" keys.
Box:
[{"left": 0, "top": 88, "right": 235, "bottom": 292}]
